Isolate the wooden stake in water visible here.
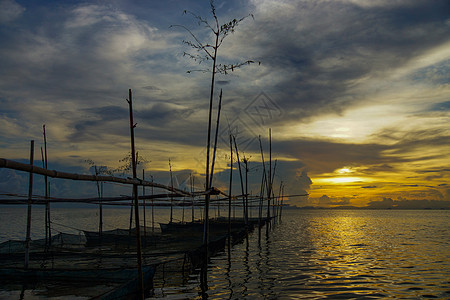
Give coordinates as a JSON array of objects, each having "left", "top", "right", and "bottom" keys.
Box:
[
  {"left": 228, "top": 134, "right": 233, "bottom": 247},
  {"left": 209, "top": 89, "right": 223, "bottom": 187},
  {"left": 43, "top": 125, "right": 51, "bottom": 246},
  {"left": 258, "top": 135, "right": 267, "bottom": 228},
  {"left": 267, "top": 128, "right": 272, "bottom": 222},
  {"left": 169, "top": 158, "right": 174, "bottom": 223},
  {"left": 233, "top": 136, "right": 246, "bottom": 226},
  {"left": 243, "top": 155, "right": 249, "bottom": 226},
  {"left": 94, "top": 165, "right": 103, "bottom": 240},
  {"left": 127, "top": 89, "right": 144, "bottom": 299},
  {"left": 151, "top": 175, "right": 154, "bottom": 232},
  {"left": 25, "top": 140, "right": 34, "bottom": 269},
  {"left": 142, "top": 169, "right": 146, "bottom": 238},
  {"left": 191, "top": 174, "right": 195, "bottom": 222},
  {"left": 279, "top": 182, "right": 284, "bottom": 221}
]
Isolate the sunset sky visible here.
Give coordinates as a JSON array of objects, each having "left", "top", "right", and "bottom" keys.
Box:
[{"left": 0, "top": 0, "right": 449, "bottom": 208}]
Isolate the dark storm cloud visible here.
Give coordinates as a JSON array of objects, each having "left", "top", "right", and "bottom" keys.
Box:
[
  {"left": 68, "top": 106, "right": 129, "bottom": 142},
  {"left": 86, "top": 106, "right": 129, "bottom": 122},
  {"left": 132, "top": 102, "right": 209, "bottom": 148},
  {"left": 240, "top": 0, "right": 450, "bottom": 123}
]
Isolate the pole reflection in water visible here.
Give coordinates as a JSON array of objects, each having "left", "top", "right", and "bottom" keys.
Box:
[
  {"left": 241, "top": 235, "right": 250, "bottom": 298},
  {"left": 199, "top": 247, "right": 208, "bottom": 298},
  {"left": 225, "top": 236, "right": 233, "bottom": 299}
]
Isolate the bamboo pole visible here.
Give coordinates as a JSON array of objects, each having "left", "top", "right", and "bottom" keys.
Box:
[
  {"left": 94, "top": 166, "right": 103, "bottom": 240},
  {"left": 232, "top": 136, "right": 246, "bottom": 226},
  {"left": 191, "top": 174, "right": 195, "bottom": 222},
  {"left": 142, "top": 169, "right": 146, "bottom": 238},
  {"left": 182, "top": 195, "right": 186, "bottom": 223},
  {"left": 276, "top": 180, "right": 282, "bottom": 220},
  {"left": 24, "top": 140, "right": 34, "bottom": 269},
  {"left": 228, "top": 134, "right": 233, "bottom": 246},
  {"left": 267, "top": 128, "right": 272, "bottom": 221},
  {"left": 127, "top": 89, "right": 144, "bottom": 299},
  {"left": 258, "top": 166, "right": 265, "bottom": 235},
  {"left": 271, "top": 159, "right": 277, "bottom": 218},
  {"left": 209, "top": 89, "right": 222, "bottom": 187},
  {"left": 258, "top": 135, "right": 267, "bottom": 227},
  {"left": 100, "top": 181, "right": 103, "bottom": 234},
  {"left": 0, "top": 159, "right": 191, "bottom": 196},
  {"left": 40, "top": 146, "right": 48, "bottom": 248},
  {"left": 203, "top": 16, "right": 220, "bottom": 246},
  {"left": 243, "top": 155, "right": 249, "bottom": 226},
  {"left": 169, "top": 159, "right": 174, "bottom": 223},
  {"left": 279, "top": 182, "right": 284, "bottom": 221},
  {"left": 151, "top": 175, "right": 154, "bottom": 232},
  {"left": 43, "top": 125, "right": 51, "bottom": 246},
  {"left": 129, "top": 196, "right": 133, "bottom": 232}
]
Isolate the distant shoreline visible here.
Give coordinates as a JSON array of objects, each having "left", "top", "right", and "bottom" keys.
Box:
[{"left": 284, "top": 205, "right": 450, "bottom": 210}]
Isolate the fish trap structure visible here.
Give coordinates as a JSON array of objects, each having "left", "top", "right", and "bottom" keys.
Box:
[{"left": 0, "top": 89, "right": 284, "bottom": 299}]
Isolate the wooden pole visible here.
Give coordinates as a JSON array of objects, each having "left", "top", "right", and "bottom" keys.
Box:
[
  {"left": 191, "top": 174, "right": 195, "bottom": 222},
  {"left": 209, "top": 89, "right": 223, "bottom": 187},
  {"left": 100, "top": 181, "right": 103, "bottom": 236},
  {"left": 142, "top": 169, "right": 146, "bottom": 238},
  {"left": 203, "top": 18, "right": 220, "bottom": 246},
  {"left": 127, "top": 89, "right": 144, "bottom": 299},
  {"left": 43, "top": 125, "right": 51, "bottom": 246},
  {"left": 94, "top": 166, "right": 103, "bottom": 240},
  {"left": 258, "top": 135, "right": 267, "bottom": 226},
  {"left": 169, "top": 159, "right": 174, "bottom": 223},
  {"left": 259, "top": 166, "right": 265, "bottom": 230},
  {"left": 129, "top": 197, "right": 133, "bottom": 232},
  {"left": 233, "top": 136, "right": 246, "bottom": 226},
  {"left": 271, "top": 159, "right": 277, "bottom": 218},
  {"left": 276, "top": 179, "right": 282, "bottom": 220},
  {"left": 267, "top": 128, "right": 272, "bottom": 221},
  {"left": 24, "top": 140, "right": 34, "bottom": 269},
  {"left": 279, "top": 182, "right": 284, "bottom": 221},
  {"left": 40, "top": 146, "right": 48, "bottom": 248},
  {"left": 228, "top": 134, "right": 233, "bottom": 245},
  {"left": 151, "top": 175, "right": 154, "bottom": 232},
  {"left": 243, "top": 156, "right": 249, "bottom": 226}
]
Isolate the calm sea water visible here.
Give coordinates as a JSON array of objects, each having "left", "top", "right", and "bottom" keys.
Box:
[
  {"left": 1, "top": 207, "right": 449, "bottom": 299},
  {"left": 183, "top": 209, "right": 450, "bottom": 299}
]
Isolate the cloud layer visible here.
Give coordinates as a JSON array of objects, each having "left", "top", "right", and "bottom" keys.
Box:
[{"left": 0, "top": 0, "right": 448, "bottom": 206}]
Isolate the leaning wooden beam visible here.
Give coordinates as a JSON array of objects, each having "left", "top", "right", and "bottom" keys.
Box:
[{"left": 0, "top": 158, "right": 191, "bottom": 196}]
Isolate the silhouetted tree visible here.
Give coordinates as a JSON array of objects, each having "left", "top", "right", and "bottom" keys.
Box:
[{"left": 172, "top": 1, "right": 258, "bottom": 245}]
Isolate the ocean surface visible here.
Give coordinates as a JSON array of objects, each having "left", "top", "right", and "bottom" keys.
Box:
[{"left": 1, "top": 207, "right": 449, "bottom": 299}]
